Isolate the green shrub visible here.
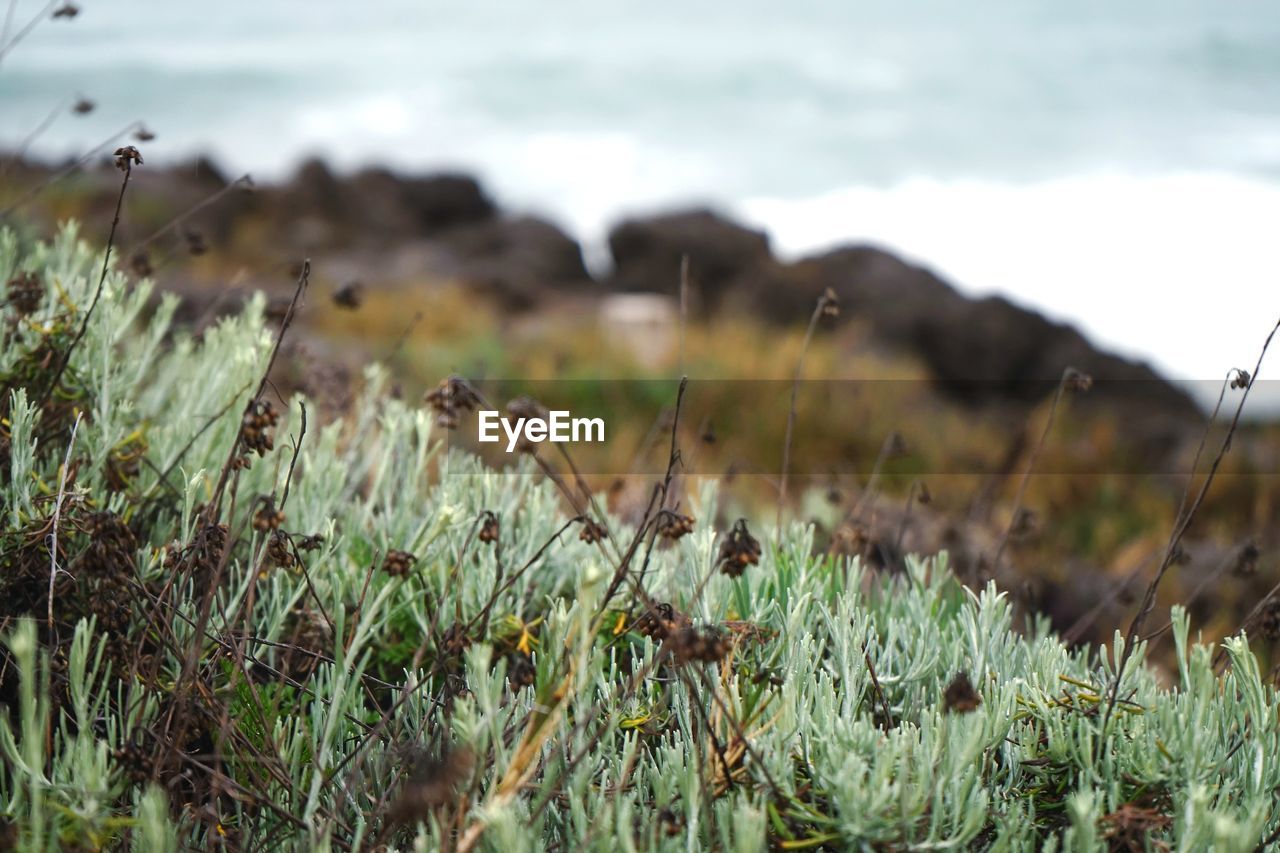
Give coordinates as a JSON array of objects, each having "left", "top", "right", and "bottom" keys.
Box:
[{"left": 1, "top": 225, "right": 1278, "bottom": 850}]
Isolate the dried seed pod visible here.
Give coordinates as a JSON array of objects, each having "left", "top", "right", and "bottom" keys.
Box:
[
  {"left": 296, "top": 533, "right": 325, "bottom": 552},
  {"left": 113, "top": 145, "right": 143, "bottom": 171},
  {"left": 478, "top": 511, "right": 499, "bottom": 545},
  {"left": 1063, "top": 367, "right": 1093, "bottom": 393},
  {"left": 129, "top": 251, "right": 153, "bottom": 278},
  {"left": 71, "top": 97, "right": 95, "bottom": 115},
  {"left": 5, "top": 272, "right": 43, "bottom": 315},
  {"left": 239, "top": 400, "right": 279, "bottom": 460},
  {"left": 1231, "top": 369, "right": 1251, "bottom": 390},
  {"left": 52, "top": 2, "right": 80, "bottom": 18},
  {"left": 717, "top": 519, "right": 760, "bottom": 577},
  {"left": 382, "top": 549, "right": 417, "bottom": 578},
  {"left": 1233, "top": 541, "right": 1259, "bottom": 577},
  {"left": 657, "top": 511, "right": 695, "bottom": 541},
  {"left": 441, "top": 621, "right": 471, "bottom": 656},
  {"left": 425, "top": 375, "right": 482, "bottom": 430},
  {"left": 134, "top": 125, "right": 156, "bottom": 142},
  {"left": 183, "top": 229, "right": 207, "bottom": 256},
  {"left": 943, "top": 671, "right": 981, "bottom": 713},
  {"left": 579, "top": 518, "right": 609, "bottom": 544},
  {"left": 634, "top": 602, "right": 681, "bottom": 641},
  {"left": 506, "top": 395, "right": 548, "bottom": 422},
  {"left": 252, "top": 496, "right": 285, "bottom": 532},
  {"left": 666, "top": 624, "right": 729, "bottom": 665},
  {"left": 819, "top": 286, "right": 840, "bottom": 317},
  {"left": 266, "top": 530, "right": 294, "bottom": 568},
  {"left": 332, "top": 281, "right": 363, "bottom": 310}
]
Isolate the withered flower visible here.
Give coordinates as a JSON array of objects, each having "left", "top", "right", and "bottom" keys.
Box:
[
  {"left": 717, "top": 519, "right": 761, "bottom": 577},
  {"left": 657, "top": 510, "right": 695, "bottom": 541},
  {"left": 183, "top": 229, "right": 207, "bottom": 256},
  {"left": 239, "top": 400, "right": 279, "bottom": 459},
  {"left": 266, "top": 530, "right": 294, "bottom": 568},
  {"left": 296, "top": 533, "right": 325, "bottom": 552},
  {"left": 134, "top": 125, "right": 156, "bottom": 142},
  {"left": 52, "top": 2, "right": 79, "bottom": 18},
  {"left": 666, "top": 624, "right": 729, "bottom": 665},
  {"left": 72, "top": 97, "right": 95, "bottom": 115},
  {"left": 252, "top": 496, "right": 285, "bottom": 532},
  {"left": 506, "top": 394, "right": 548, "bottom": 422},
  {"left": 425, "top": 375, "right": 482, "bottom": 430},
  {"left": 819, "top": 286, "right": 840, "bottom": 318},
  {"left": 129, "top": 251, "right": 153, "bottom": 278},
  {"left": 1231, "top": 369, "right": 1251, "bottom": 390},
  {"left": 634, "top": 602, "right": 683, "bottom": 641},
  {"left": 1233, "top": 541, "right": 1259, "bottom": 577},
  {"left": 332, "top": 280, "right": 363, "bottom": 310},
  {"left": 943, "top": 671, "right": 981, "bottom": 714},
  {"left": 441, "top": 621, "right": 471, "bottom": 656},
  {"left": 1009, "top": 507, "right": 1038, "bottom": 538},
  {"left": 6, "top": 272, "right": 43, "bottom": 315},
  {"left": 382, "top": 549, "right": 417, "bottom": 578},
  {"left": 579, "top": 517, "right": 609, "bottom": 544},
  {"left": 1063, "top": 367, "right": 1093, "bottom": 394},
  {"left": 113, "top": 145, "right": 142, "bottom": 171},
  {"left": 478, "top": 511, "right": 499, "bottom": 545}
]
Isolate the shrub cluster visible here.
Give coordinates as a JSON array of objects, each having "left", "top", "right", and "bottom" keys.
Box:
[{"left": 1, "top": 226, "right": 1279, "bottom": 850}]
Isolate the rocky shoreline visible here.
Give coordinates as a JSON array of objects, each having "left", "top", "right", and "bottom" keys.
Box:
[{"left": 3, "top": 153, "right": 1198, "bottom": 430}]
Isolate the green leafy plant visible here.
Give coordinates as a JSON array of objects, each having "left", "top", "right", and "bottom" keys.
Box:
[{"left": 1, "top": 225, "right": 1279, "bottom": 851}]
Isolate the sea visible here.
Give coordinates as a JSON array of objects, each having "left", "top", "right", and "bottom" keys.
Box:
[{"left": 3, "top": 0, "right": 1280, "bottom": 396}]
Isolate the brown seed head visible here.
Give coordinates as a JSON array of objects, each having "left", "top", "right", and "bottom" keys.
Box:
[
  {"left": 579, "top": 518, "right": 609, "bottom": 544},
  {"left": 113, "top": 145, "right": 143, "bottom": 171},
  {"left": 943, "top": 671, "right": 981, "bottom": 714},
  {"left": 717, "top": 519, "right": 761, "bottom": 577},
  {"left": 478, "top": 511, "right": 500, "bottom": 545},
  {"left": 1063, "top": 367, "right": 1093, "bottom": 393},
  {"left": 657, "top": 511, "right": 696, "bottom": 541},
  {"left": 382, "top": 549, "right": 417, "bottom": 578}
]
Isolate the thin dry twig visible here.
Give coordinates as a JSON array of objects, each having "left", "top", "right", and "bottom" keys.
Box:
[
  {"left": 991, "top": 366, "right": 1082, "bottom": 574},
  {"left": 37, "top": 152, "right": 137, "bottom": 407},
  {"left": 1101, "top": 314, "right": 1279, "bottom": 750},
  {"left": 777, "top": 288, "right": 838, "bottom": 537}
]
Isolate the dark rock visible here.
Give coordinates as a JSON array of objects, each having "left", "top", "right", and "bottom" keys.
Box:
[
  {"left": 776, "top": 245, "right": 1201, "bottom": 424},
  {"left": 606, "top": 208, "right": 772, "bottom": 305},
  {"left": 437, "top": 215, "right": 591, "bottom": 309},
  {"left": 399, "top": 173, "right": 496, "bottom": 232},
  {"left": 287, "top": 158, "right": 348, "bottom": 223}
]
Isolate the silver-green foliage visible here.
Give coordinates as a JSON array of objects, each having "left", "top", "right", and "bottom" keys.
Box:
[{"left": 1, "top": 225, "right": 1278, "bottom": 851}]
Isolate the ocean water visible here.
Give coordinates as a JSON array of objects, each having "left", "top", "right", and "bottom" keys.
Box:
[{"left": 3, "top": 0, "right": 1280, "bottom": 387}]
